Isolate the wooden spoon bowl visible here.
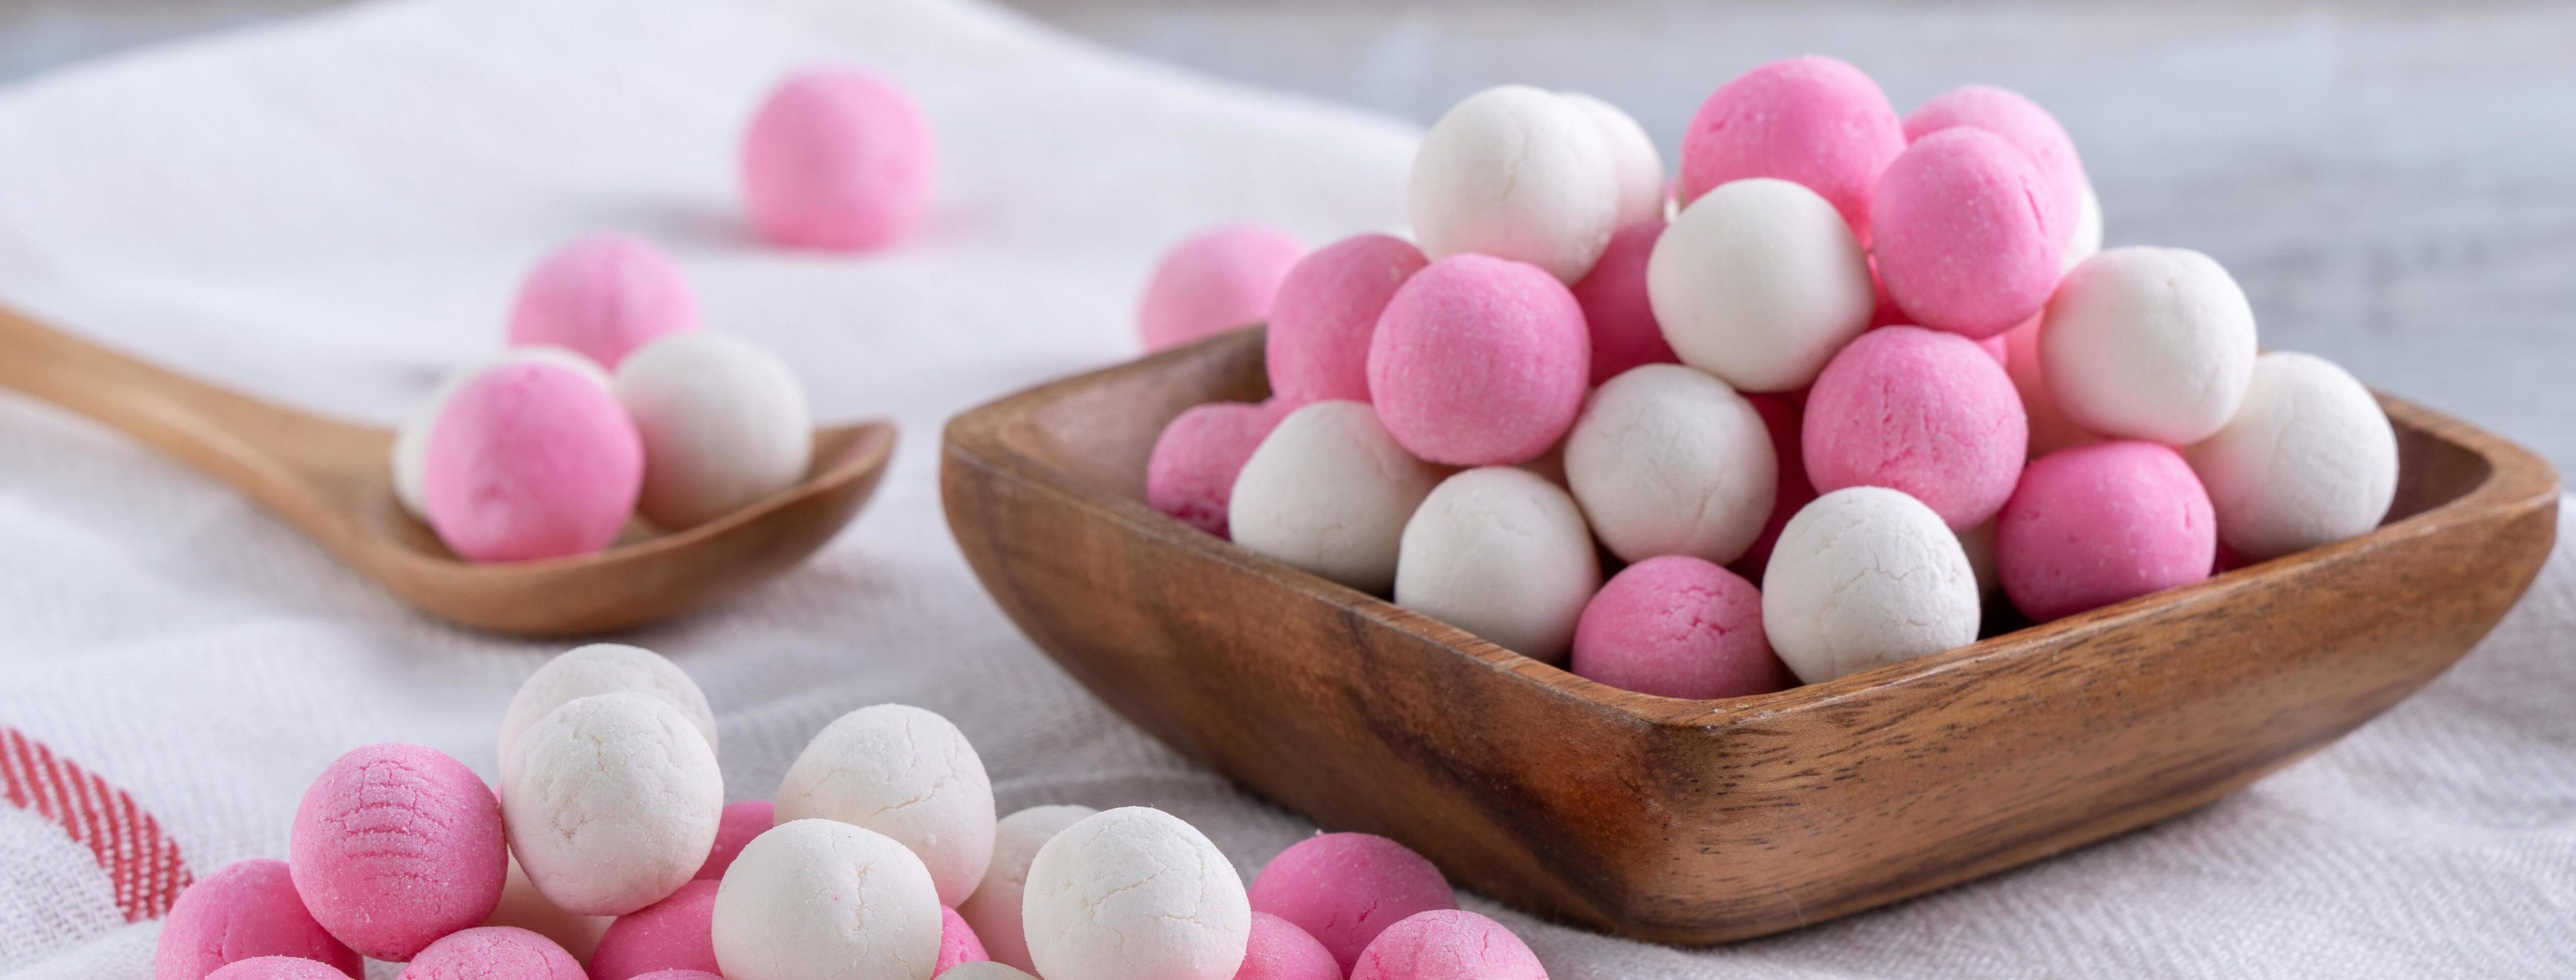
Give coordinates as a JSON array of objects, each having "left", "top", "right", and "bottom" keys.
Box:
[{"left": 0, "top": 305, "right": 895, "bottom": 636}]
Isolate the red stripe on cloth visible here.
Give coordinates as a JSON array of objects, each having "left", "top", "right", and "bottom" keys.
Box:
[{"left": 0, "top": 727, "right": 192, "bottom": 921}]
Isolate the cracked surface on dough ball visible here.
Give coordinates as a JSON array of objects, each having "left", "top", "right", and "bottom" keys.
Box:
[
  {"left": 502, "top": 693, "right": 722, "bottom": 917},
  {"left": 774, "top": 703, "right": 996, "bottom": 907},
  {"left": 1022, "top": 807, "right": 1251, "bottom": 980}
]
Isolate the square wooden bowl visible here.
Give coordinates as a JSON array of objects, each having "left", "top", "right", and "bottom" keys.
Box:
[{"left": 940, "top": 328, "right": 2559, "bottom": 944}]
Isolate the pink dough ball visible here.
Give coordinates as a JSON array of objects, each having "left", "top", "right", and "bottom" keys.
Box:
[
  {"left": 422, "top": 360, "right": 643, "bottom": 563},
  {"left": 1138, "top": 223, "right": 1307, "bottom": 352},
  {"left": 693, "top": 799, "right": 775, "bottom": 881},
  {"left": 938, "top": 904, "right": 991, "bottom": 972},
  {"left": 588, "top": 881, "right": 717, "bottom": 980},
  {"left": 1904, "top": 85, "right": 2086, "bottom": 250},
  {"left": 289, "top": 743, "right": 507, "bottom": 962},
  {"left": 1248, "top": 833, "right": 1456, "bottom": 972},
  {"left": 399, "top": 927, "right": 584, "bottom": 980},
  {"left": 1147, "top": 400, "right": 1292, "bottom": 539},
  {"left": 1677, "top": 56, "right": 1904, "bottom": 242},
  {"left": 156, "top": 859, "right": 361, "bottom": 980},
  {"left": 742, "top": 68, "right": 937, "bottom": 252},
  {"left": 1367, "top": 254, "right": 1590, "bottom": 466},
  {"left": 1268, "top": 233, "right": 1429, "bottom": 404},
  {"left": 1803, "top": 325, "right": 2028, "bottom": 529},
  {"left": 1237, "top": 912, "right": 1341, "bottom": 980},
  {"left": 1571, "top": 556, "right": 1790, "bottom": 700},
  {"left": 1727, "top": 391, "right": 1816, "bottom": 584},
  {"left": 203, "top": 959, "right": 350, "bottom": 980},
  {"left": 1871, "top": 128, "right": 2062, "bottom": 340},
  {"left": 1348, "top": 910, "right": 1546, "bottom": 980},
  {"left": 506, "top": 235, "right": 699, "bottom": 370},
  {"left": 1998, "top": 440, "right": 2216, "bottom": 622},
  {"left": 1568, "top": 221, "right": 1679, "bottom": 386}
]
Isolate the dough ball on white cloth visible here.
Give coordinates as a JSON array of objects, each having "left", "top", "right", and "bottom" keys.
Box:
[
  {"left": 1648, "top": 178, "right": 1874, "bottom": 393},
  {"left": 1407, "top": 85, "right": 1620, "bottom": 283},
  {"left": 2042, "top": 246, "right": 2258, "bottom": 446},
  {"left": 613, "top": 331, "right": 813, "bottom": 530},
  {"left": 498, "top": 643, "right": 716, "bottom": 763},
  {"left": 1763, "top": 486, "right": 1981, "bottom": 683},
  {"left": 502, "top": 692, "right": 723, "bottom": 916},
  {"left": 391, "top": 345, "right": 606, "bottom": 520},
  {"left": 712, "top": 818, "right": 944, "bottom": 980},
  {"left": 774, "top": 703, "right": 996, "bottom": 906},
  {"left": 1559, "top": 91, "right": 1666, "bottom": 227},
  {"left": 1564, "top": 364, "right": 1776, "bottom": 565},
  {"left": 958, "top": 805, "right": 1097, "bottom": 973},
  {"left": 1023, "top": 807, "right": 1251, "bottom": 980},
  {"left": 1395, "top": 467, "right": 1603, "bottom": 664},
  {"left": 1230, "top": 400, "right": 1447, "bottom": 594},
  {"left": 2187, "top": 351, "right": 2398, "bottom": 560}
]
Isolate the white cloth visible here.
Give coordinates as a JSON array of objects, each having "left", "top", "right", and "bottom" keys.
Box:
[{"left": 0, "top": 1, "right": 2566, "bottom": 976}]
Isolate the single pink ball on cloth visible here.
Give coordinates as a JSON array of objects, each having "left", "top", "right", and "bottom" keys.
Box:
[
  {"left": 693, "top": 799, "right": 775, "bottom": 881},
  {"left": 288, "top": 743, "right": 507, "bottom": 962},
  {"left": 1803, "top": 325, "right": 2027, "bottom": 530},
  {"left": 203, "top": 958, "right": 350, "bottom": 980},
  {"left": 1871, "top": 128, "right": 2062, "bottom": 339},
  {"left": 1147, "top": 399, "right": 1292, "bottom": 539},
  {"left": 1568, "top": 220, "right": 1678, "bottom": 386},
  {"left": 588, "top": 881, "right": 717, "bottom": 980},
  {"left": 1138, "top": 223, "right": 1306, "bottom": 352},
  {"left": 422, "top": 360, "right": 643, "bottom": 562},
  {"left": 1347, "top": 910, "right": 1546, "bottom": 980},
  {"left": 1903, "top": 85, "right": 2086, "bottom": 250},
  {"left": 156, "top": 859, "right": 360, "bottom": 980},
  {"left": 1268, "top": 233, "right": 1428, "bottom": 404},
  {"left": 1366, "top": 254, "right": 1589, "bottom": 467},
  {"left": 1998, "top": 440, "right": 2216, "bottom": 622},
  {"left": 742, "top": 67, "right": 937, "bottom": 252},
  {"left": 1248, "top": 832, "right": 1456, "bottom": 971},
  {"left": 1571, "top": 556, "right": 1789, "bottom": 700},
  {"left": 1728, "top": 391, "right": 1815, "bottom": 584},
  {"left": 1236, "top": 912, "right": 1342, "bottom": 980},
  {"left": 506, "top": 234, "right": 698, "bottom": 370},
  {"left": 399, "top": 927, "right": 584, "bottom": 980},
  {"left": 1677, "top": 55, "right": 1904, "bottom": 242},
  {"left": 938, "top": 904, "right": 991, "bottom": 971}
]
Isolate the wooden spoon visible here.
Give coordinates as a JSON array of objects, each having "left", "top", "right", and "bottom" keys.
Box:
[{"left": 0, "top": 304, "right": 896, "bottom": 636}]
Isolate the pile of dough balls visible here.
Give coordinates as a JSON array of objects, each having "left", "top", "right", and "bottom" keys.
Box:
[{"left": 1142, "top": 60, "right": 2398, "bottom": 694}]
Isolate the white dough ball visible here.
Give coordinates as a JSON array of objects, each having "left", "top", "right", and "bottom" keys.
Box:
[
  {"left": 937, "top": 965, "right": 1039, "bottom": 980},
  {"left": 502, "top": 692, "right": 723, "bottom": 916},
  {"left": 713, "top": 818, "right": 944, "bottom": 980},
  {"left": 1763, "top": 487, "right": 1981, "bottom": 683},
  {"left": 1648, "top": 178, "right": 1874, "bottom": 393},
  {"left": 958, "top": 805, "right": 1097, "bottom": 973},
  {"left": 1407, "top": 85, "right": 1621, "bottom": 283},
  {"left": 774, "top": 703, "right": 996, "bottom": 906},
  {"left": 2186, "top": 351, "right": 2398, "bottom": 560},
  {"left": 2063, "top": 178, "right": 2103, "bottom": 271},
  {"left": 1230, "top": 401, "right": 1447, "bottom": 593},
  {"left": 391, "top": 345, "right": 607, "bottom": 519},
  {"left": 498, "top": 643, "right": 716, "bottom": 763},
  {"left": 614, "top": 331, "right": 813, "bottom": 530},
  {"left": 1023, "top": 807, "right": 1250, "bottom": 980},
  {"left": 1559, "top": 91, "right": 1666, "bottom": 228},
  {"left": 1394, "top": 467, "right": 1602, "bottom": 663},
  {"left": 2042, "top": 246, "right": 2258, "bottom": 446},
  {"left": 1564, "top": 364, "right": 1775, "bottom": 564}
]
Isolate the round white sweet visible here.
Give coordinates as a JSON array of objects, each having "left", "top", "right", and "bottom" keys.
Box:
[
  {"left": 391, "top": 345, "right": 607, "bottom": 520},
  {"left": 774, "top": 703, "right": 996, "bottom": 906},
  {"left": 614, "top": 331, "right": 813, "bottom": 530},
  {"left": 2063, "top": 178, "right": 2103, "bottom": 271},
  {"left": 1230, "top": 401, "right": 1446, "bottom": 594},
  {"left": 501, "top": 692, "right": 723, "bottom": 916},
  {"left": 1407, "top": 85, "right": 1621, "bottom": 283},
  {"left": 1559, "top": 91, "right": 1666, "bottom": 228},
  {"left": 712, "top": 819, "right": 944, "bottom": 980},
  {"left": 958, "top": 805, "right": 1097, "bottom": 973},
  {"left": 1762, "top": 487, "right": 1981, "bottom": 684},
  {"left": 1023, "top": 807, "right": 1250, "bottom": 980},
  {"left": 2186, "top": 351, "right": 2398, "bottom": 560},
  {"left": 2042, "top": 246, "right": 2258, "bottom": 446},
  {"left": 936, "top": 965, "right": 1039, "bottom": 980},
  {"left": 1648, "top": 178, "right": 1874, "bottom": 393},
  {"left": 498, "top": 643, "right": 716, "bottom": 763},
  {"left": 1394, "top": 467, "right": 1602, "bottom": 664},
  {"left": 1564, "top": 364, "right": 1775, "bottom": 564}
]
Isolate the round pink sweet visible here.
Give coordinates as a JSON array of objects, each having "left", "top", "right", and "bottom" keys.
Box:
[
  {"left": 1248, "top": 833, "right": 1456, "bottom": 972},
  {"left": 157, "top": 859, "right": 360, "bottom": 980},
  {"left": 1567, "top": 221, "right": 1678, "bottom": 386},
  {"left": 1146, "top": 399, "right": 1292, "bottom": 539},
  {"left": 203, "top": 958, "right": 350, "bottom": 980},
  {"left": 938, "top": 904, "right": 990, "bottom": 971},
  {"left": 422, "top": 360, "right": 643, "bottom": 563},
  {"left": 1571, "top": 556, "right": 1790, "bottom": 700},
  {"left": 1997, "top": 440, "right": 2216, "bottom": 622},
  {"left": 1871, "top": 128, "right": 2061, "bottom": 340},
  {"left": 1366, "top": 254, "right": 1589, "bottom": 466},
  {"left": 1803, "top": 326, "right": 2028, "bottom": 530},
  {"left": 1138, "top": 223, "right": 1306, "bottom": 352},
  {"left": 693, "top": 799, "right": 774, "bottom": 881},
  {"left": 1727, "top": 391, "right": 1815, "bottom": 584},
  {"left": 742, "top": 67, "right": 938, "bottom": 252},
  {"left": 289, "top": 743, "right": 507, "bottom": 962},
  {"left": 506, "top": 234, "right": 698, "bottom": 370},
  {"left": 1903, "top": 85, "right": 2085, "bottom": 249},
  {"left": 1237, "top": 912, "right": 1341, "bottom": 980},
  {"left": 1677, "top": 55, "right": 1905, "bottom": 242},
  {"left": 398, "top": 927, "right": 584, "bottom": 980},
  {"left": 1347, "top": 910, "right": 1546, "bottom": 980},
  {"left": 587, "top": 881, "right": 716, "bottom": 980},
  {"left": 1268, "top": 233, "right": 1428, "bottom": 404}
]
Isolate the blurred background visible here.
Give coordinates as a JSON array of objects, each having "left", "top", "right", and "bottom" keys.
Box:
[{"left": 7, "top": 0, "right": 2572, "bottom": 473}]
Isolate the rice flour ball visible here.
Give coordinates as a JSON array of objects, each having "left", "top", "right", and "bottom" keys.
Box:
[
  {"left": 503, "top": 692, "right": 724, "bottom": 916},
  {"left": 1901, "top": 85, "right": 2087, "bottom": 253},
  {"left": 1648, "top": 178, "right": 1873, "bottom": 393},
  {"left": 507, "top": 234, "right": 700, "bottom": 369},
  {"left": 1266, "top": 233, "right": 1429, "bottom": 404},
  {"left": 742, "top": 68, "right": 937, "bottom": 252},
  {"left": 1137, "top": 223, "right": 1307, "bottom": 352},
  {"left": 1247, "top": 833, "right": 1455, "bottom": 972},
  {"left": 1022, "top": 808, "right": 1251, "bottom": 980},
  {"left": 711, "top": 820, "right": 944, "bottom": 980},
  {"left": 1801, "top": 325, "right": 2027, "bottom": 530},
  {"left": 958, "top": 805, "right": 1097, "bottom": 972},
  {"left": 1408, "top": 85, "right": 1621, "bottom": 283},
  {"left": 421, "top": 358, "right": 643, "bottom": 562},
  {"left": 615, "top": 332, "right": 813, "bottom": 530},
  {"left": 1368, "top": 254, "right": 1591, "bottom": 466},
  {"left": 1676, "top": 56, "right": 1905, "bottom": 241},
  {"left": 498, "top": 643, "right": 716, "bottom": 764},
  {"left": 1563, "top": 364, "right": 1774, "bottom": 564},
  {"left": 1230, "top": 401, "right": 1446, "bottom": 593},
  {"left": 1571, "top": 556, "right": 1788, "bottom": 700},
  {"left": 1568, "top": 221, "right": 1678, "bottom": 386},
  {"left": 773, "top": 703, "right": 996, "bottom": 906},
  {"left": 1871, "top": 128, "right": 2062, "bottom": 339},
  {"left": 157, "top": 859, "right": 360, "bottom": 980},
  {"left": 1394, "top": 467, "right": 1601, "bottom": 663},
  {"left": 2043, "top": 247, "right": 2258, "bottom": 446},
  {"left": 392, "top": 346, "right": 607, "bottom": 521},
  {"left": 1998, "top": 441, "right": 2216, "bottom": 621},
  {"left": 2186, "top": 351, "right": 2398, "bottom": 560},
  {"left": 289, "top": 744, "right": 506, "bottom": 961},
  {"left": 1559, "top": 91, "right": 1666, "bottom": 227},
  {"left": 1763, "top": 487, "right": 1981, "bottom": 683},
  {"left": 1146, "top": 400, "right": 1291, "bottom": 539}
]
